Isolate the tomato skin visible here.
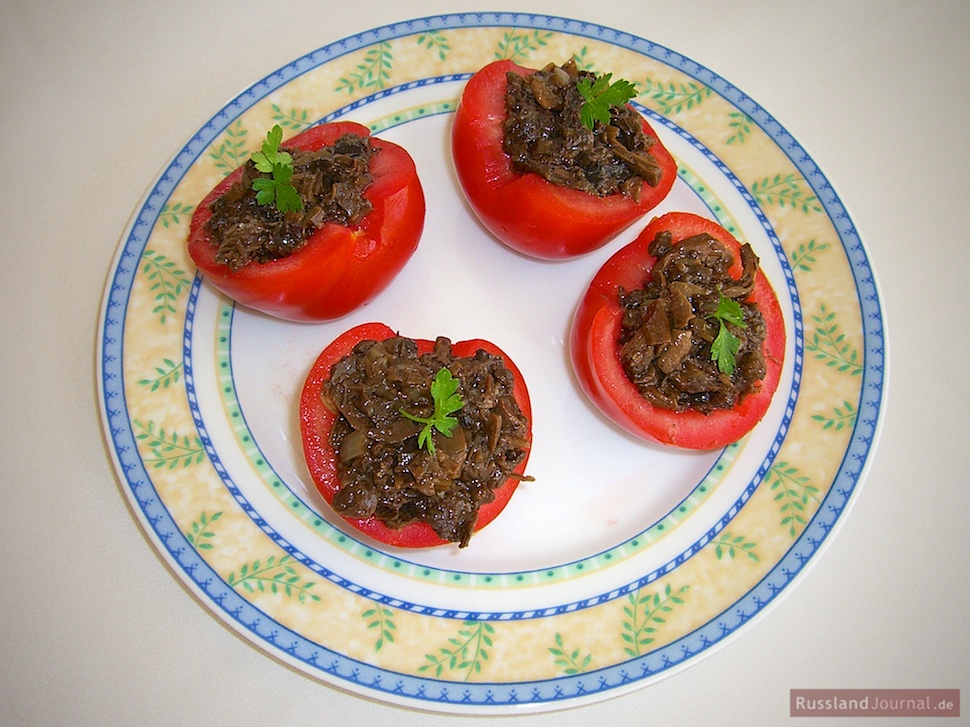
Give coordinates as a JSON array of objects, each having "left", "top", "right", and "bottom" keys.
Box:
[
  {"left": 451, "top": 60, "right": 677, "bottom": 260},
  {"left": 187, "top": 122, "right": 425, "bottom": 322},
  {"left": 299, "top": 322, "right": 533, "bottom": 548},
  {"left": 569, "top": 212, "right": 786, "bottom": 450}
]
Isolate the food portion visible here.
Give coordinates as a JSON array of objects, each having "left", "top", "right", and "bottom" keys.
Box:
[
  {"left": 206, "top": 128, "right": 377, "bottom": 271},
  {"left": 451, "top": 58, "right": 676, "bottom": 259},
  {"left": 618, "top": 229, "right": 767, "bottom": 413},
  {"left": 569, "top": 212, "right": 786, "bottom": 450},
  {"left": 188, "top": 122, "right": 425, "bottom": 322},
  {"left": 504, "top": 59, "right": 661, "bottom": 199},
  {"left": 300, "top": 322, "right": 533, "bottom": 548}
]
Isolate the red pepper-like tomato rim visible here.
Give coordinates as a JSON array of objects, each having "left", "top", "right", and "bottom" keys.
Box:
[
  {"left": 299, "top": 322, "right": 534, "bottom": 548},
  {"left": 569, "top": 212, "right": 787, "bottom": 450},
  {"left": 188, "top": 121, "right": 425, "bottom": 322},
  {"left": 451, "top": 59, "right": 678, "bottom": 259}
]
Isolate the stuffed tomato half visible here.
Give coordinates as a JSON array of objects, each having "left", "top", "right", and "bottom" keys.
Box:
[
  {"left": 188, "top": 122, "right": 425, "bottom": 322},
  {"left": 300, "top": 322, "right": 533, "bottom": 549},
  {"left": 451, "top": 59, "right": 677, "bottom": 260},
  {"left": 570, "top": 212, "right": 786, "bottom": 450}
]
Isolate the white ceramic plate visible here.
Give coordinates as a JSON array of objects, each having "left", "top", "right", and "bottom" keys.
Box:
[{"left": 97, "top": 13, "right": 886, "bottom": 714}]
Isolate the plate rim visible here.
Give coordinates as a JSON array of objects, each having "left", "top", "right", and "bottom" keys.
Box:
[{"left": 96, "top": 11, "right": 887, "bottom": 714}]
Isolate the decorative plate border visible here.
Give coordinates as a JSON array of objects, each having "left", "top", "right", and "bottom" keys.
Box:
[{"left": 98, "top": 13, "right": 885, "bottom": 713}]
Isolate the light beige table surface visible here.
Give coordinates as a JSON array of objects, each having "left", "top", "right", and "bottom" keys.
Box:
[{"left": 2, "top": 1, "right": 968, "bottom": 724}]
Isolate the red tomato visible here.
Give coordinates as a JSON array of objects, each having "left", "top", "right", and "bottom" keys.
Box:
[
  {"left": 569, "top": 212, "right": 786, "bottom": 450},
  {"left": 187, "top": 122, "right": 425, "bottom": 322},
  {"left": 299, "top": 322, "right": 533, "bottom": 548},
  {"left": 451, "top": 59, "right": 677, "bottom": 260}
]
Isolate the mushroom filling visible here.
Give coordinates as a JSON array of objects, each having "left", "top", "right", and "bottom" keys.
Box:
[
  {"left": 205, "top": 133, "right": 377, "bottom": 271},
  {"left": 503, "top": 58, "right": 662, "bottom": 200},
  {"left": 322, "top": 335, "right": 532, "bottom": 548},
  {"left": 618, "top": 230, "right": 768, "bottom": 414}
]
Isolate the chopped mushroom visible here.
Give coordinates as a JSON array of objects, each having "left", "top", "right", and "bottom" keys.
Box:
[
  {"left": 323, "top": 336, "right": 532, "bottom": 547},
  {"left": 618, "top": 231, "right": 768, "bottom": 413},
  {"left": 205, "top": 133, "right": 377, "bottom": 271},
  {"left": 503, "top": 59, "right": 662, "bottom": 200}
]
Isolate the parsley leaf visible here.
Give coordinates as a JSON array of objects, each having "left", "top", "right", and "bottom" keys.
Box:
[
  {"left": 709, "top": 292, "right": 747, "bottom": 376},
  {"left": 249, "top": 125, "right": 303, "bottom": 213},
  {"left": 399, "top": 368, "right": 465, "bottom": 455},
  {"left": 576, "top": 73, "right": 639, "bottom": 130},
  {"left": 251, "top": 124, "right": 291, "bottom": 172}
]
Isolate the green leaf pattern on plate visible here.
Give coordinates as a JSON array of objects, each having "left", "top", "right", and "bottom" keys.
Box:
[
  {"left": 639, "top": 78, "right": 712, "bottom": 115},
  {"left": 549, "top": 632, "right": 593, "bottom": 675},
  {"left": 140, "top": 249, "right": 191, "bottom": 325},
  {"left": 270, "top": 103, "right": 311, "bottom": 131},
  {"left": 713, "top": 532, "right": 760, "bottom": 562},
  {"left": 769, "top": 462, "right": 822, "bottom": 538},
  {"left": 136, "top": 357, "right": 182, "bottom": 392},
  {"left": 813, "top": 400, "right": 858, "bottom": 432},
  {"left": 417, "top": 30, "right": 451, "bottom": 61},
  {"left": 158, "top": 201, "right": 195, "bottom": 229},
  {"left": 807, "top": 304, "right": 864, "bottom": 376},
  {"left": 134, "top": 420, "right": 205, "bottom": 469},
  {"left": 790, "top": 238, "right": 831, "bottom": 272},
  {"left": 336, "top": 41, "right": 393, "bottom": 94},
  {"left": 227, "top": 555, "right": 322, "bottom": 604},
  {"left": 208, "top": 120, "right": 249, "bottom": 175},
  {"left": 570, "top": 46, "right": 594, "bottom": 71},
  {"left": 622, "top": 584, "right": 689, "bottom": 658},
  {"left": 751, "top": 173, "right": 822, "bottom": 213},
  {"left": 419, "top": 620, "right": 496, "bottom": 680},
  {"left": 182, "top": 506, "right": 325, "bottom": 607},
  {"left": 725, "top": 111, "right": 754, "bottom": 145},
  {"left": 362, "top": 605, "right": 397, "bottom": 652},
  {"left": 494, "top": 29, "right": 553, "bottom": 61},
  {"left": 185, "top": 511, "right": 222, "bottom": 551}
]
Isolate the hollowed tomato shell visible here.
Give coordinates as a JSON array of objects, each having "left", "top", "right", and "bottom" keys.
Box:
[
  {"left": 299, "top": 322, "right": 533, "bottom": 548},
  {"left": 451, "top": 59, "right": 677, "bottom": 260},
  {"left": 569, "top": 212, "right": 786, "bottom": 450},
  {"left": 188, "top": 122, "right": 425, "bottom": 322}
]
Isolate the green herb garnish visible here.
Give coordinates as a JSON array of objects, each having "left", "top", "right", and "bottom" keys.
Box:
[
  {"left": 709, "top": 292, "right": 747, "bottom": 375},
  {"left": 400, "top": 368, "right": 465, "bottom": 455},
  {"left": 250, "top": 125, "right": 303, "bottom": 213},
  {"left": 576, "top": 73, "right": 639, "bottom": 130}
]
